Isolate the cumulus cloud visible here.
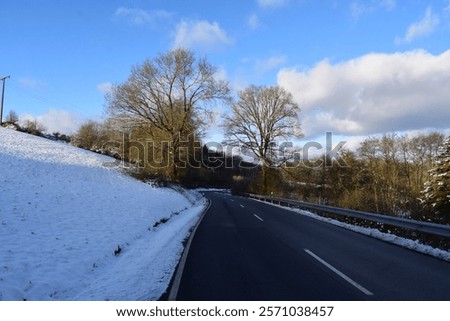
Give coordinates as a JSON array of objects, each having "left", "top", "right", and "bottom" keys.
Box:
[
  {"left": 396, "top": 7, "right": 439, "bottom": 44},
  {"left": 114, "top": 7, "right": 173, "bottom": 26},
  {"left": 277, "top": 50, "right": 450, "bottom": 138},
  {"left": 172, "top": 20, "right": 233, "bottom": 52},
  {"left": 21, "top": 109, "right": 85, "bottom": 135}
]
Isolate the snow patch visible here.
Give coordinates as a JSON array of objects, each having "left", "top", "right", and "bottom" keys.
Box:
[{"left": 0, "top": 128, "right": 206, "bottom": 300}]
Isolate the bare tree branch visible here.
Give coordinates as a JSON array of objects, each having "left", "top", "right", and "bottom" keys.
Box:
[
  {"left": 106, "top": 48, "right": 230, "bottom": 179},
  {"left": 223, "top": 85, "right": 302, "bottom": 167}
]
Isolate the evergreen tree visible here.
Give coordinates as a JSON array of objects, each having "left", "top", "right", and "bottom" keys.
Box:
[{"left": 421, "top": 136, "right": 450, "bottom": 222}]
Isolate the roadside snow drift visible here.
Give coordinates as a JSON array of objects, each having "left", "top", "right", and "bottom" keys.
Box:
[{"left": 0, "top": 128, "right": 206, "bottom": 300}]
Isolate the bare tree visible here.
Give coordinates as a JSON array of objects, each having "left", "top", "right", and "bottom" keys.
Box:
[
  {"left": 223, "top": 85, "right": 301, "bottom": 193},
  {"left": 106, "top": 48, "right": 230, "bottom": 180},
  {"left": 22, "top": 119, "right": 46, "bottom": 136},
  {"left": 5, "top": 110, "right": 19, "bottom": 125},
  {"left": 72, "top": 120, "right": 109, "bottom": 151}
]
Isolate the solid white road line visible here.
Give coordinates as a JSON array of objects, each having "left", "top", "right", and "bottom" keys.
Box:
[
  {"left": 254, "top": 214, "right": 264, "bottom": 222},
  {"left": 304, "top": 249, "right": 374, "bottom": 296}
]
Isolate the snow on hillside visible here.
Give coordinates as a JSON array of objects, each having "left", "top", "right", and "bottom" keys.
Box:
[{"left": 0, "top": 128, "right": 206, "bottom": 300}]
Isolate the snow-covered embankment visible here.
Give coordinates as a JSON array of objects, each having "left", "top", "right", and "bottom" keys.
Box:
[{"left": 0, "top": 128, "right": 206, "bottom": 300}]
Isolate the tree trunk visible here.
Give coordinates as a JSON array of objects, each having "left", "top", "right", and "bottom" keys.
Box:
[{"left": 262, "top": 163, "right": 268, "bottom": 195}]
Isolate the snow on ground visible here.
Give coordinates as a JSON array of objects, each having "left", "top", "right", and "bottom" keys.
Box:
[
  {"left": 0, "top": 128, "right": 206, "bottom": 301},
  {"left": 267, "top": 202, "right": 450, "bottom": 262}
]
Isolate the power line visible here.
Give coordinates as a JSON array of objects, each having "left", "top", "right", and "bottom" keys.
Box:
[{"left": 8, "top": 80, "right": 84, "bottom": 115}]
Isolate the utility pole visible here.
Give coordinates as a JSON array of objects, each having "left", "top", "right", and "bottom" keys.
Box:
[{"left": 0, "top": 75, "right": 11, "bottom": 126}]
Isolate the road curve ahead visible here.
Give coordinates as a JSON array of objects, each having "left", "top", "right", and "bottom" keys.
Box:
[{"left": 175, "top": 192, "right": 450, "bottom": 300}]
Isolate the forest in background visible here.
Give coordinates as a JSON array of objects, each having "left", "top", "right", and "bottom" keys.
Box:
[{"left": 66, "top": 116, "right": 450, "bottom": 225}]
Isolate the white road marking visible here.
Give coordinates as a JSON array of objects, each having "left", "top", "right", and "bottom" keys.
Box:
[
  {"left": 240, "top": 204, "right": 245, "bottom": 208},
  {"left": 254, "top": 214, "right": 264, "bottom": 222},
  {"left": 304, "top": 249, "right": 373, "bottom": 296}
]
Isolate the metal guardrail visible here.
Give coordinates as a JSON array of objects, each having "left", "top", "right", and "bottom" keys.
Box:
[{"left": 245, "top": 194, "right": 450, "bottom": 238}]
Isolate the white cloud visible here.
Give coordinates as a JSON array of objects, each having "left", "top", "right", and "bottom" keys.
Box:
[
  {"left": 396, "top": 7, "right": 439, "bottom": 44},
  {"left": 350, "top": 2, "right": 372, "bottom": 18},
  {"left": 255, "top": 55, "right": 287, "bottom": 73},
  {"left": 380, "top": 0, "right": 396, "bottom": 10},
  {"left": 277, "top": 50, "right": 450, "bottom": 138},
  {"left": 257, "top": 0, "right": 289, "bottom": 8},
  {"left": 21, "top": 109, "right": 84, "bottom": 135},
  {"left": 213, "top": 67, "right": 228, "bottom": 83},
  {"left": 444, "top": 1, "right": 450, "bottom": 14},
  {"left": 248, "top": 13, "right": 261, "bottom": 29},
  {"left": 350, "top": 0, "right": 396, "bottom": 19},
  {"left": 96, "top": 82, "right": 113, "bottom": 96},
  {"left": 172, "top": 20, "right": 233, "bottom": 52},
  {"left": 114, "top": 7, "right": 172, "bottom": 26}
]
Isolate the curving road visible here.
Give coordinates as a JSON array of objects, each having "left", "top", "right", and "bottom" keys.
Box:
[{"left": 174, "top": 191, "right": 450, "bottom": 300}]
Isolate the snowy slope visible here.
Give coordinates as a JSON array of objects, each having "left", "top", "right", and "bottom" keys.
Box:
[{"left": 0, "top": 128, "right": 206, "bottom": 300}]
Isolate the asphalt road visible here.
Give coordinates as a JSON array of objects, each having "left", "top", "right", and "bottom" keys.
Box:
[{"left": 174, "top": 192, "right": 450, "bottom": 300}]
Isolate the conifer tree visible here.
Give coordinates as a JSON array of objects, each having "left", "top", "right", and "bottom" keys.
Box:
[{"left": 421, "top": 136, "right": 450, "bottom": 222}]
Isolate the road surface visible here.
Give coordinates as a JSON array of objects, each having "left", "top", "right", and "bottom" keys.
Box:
[{"left": 174, "top": 192, "right": 450, "bottom": 300}]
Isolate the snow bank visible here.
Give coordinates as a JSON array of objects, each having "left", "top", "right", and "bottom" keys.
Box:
[{"left": 0, "top": 128, "right": 206, "bottom": 300}]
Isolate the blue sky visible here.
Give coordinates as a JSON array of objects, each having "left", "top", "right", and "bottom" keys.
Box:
[{"left": 2, "top": 0, "right": 450, "bottom": 144}]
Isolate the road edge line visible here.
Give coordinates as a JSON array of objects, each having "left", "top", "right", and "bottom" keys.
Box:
[{"left": 167, "top": 198, "right": 212, "bottom": 301}]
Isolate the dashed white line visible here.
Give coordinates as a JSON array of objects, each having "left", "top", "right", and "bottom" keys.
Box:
[
  {"left": 253, "top": 214, "right": 264, "bottom": 222},
  {"left": 240, "top": 204, "right": 245, "bottom": 208},
  {"left": 304, "top": 249, "right": 373, "bottom": 296}
]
